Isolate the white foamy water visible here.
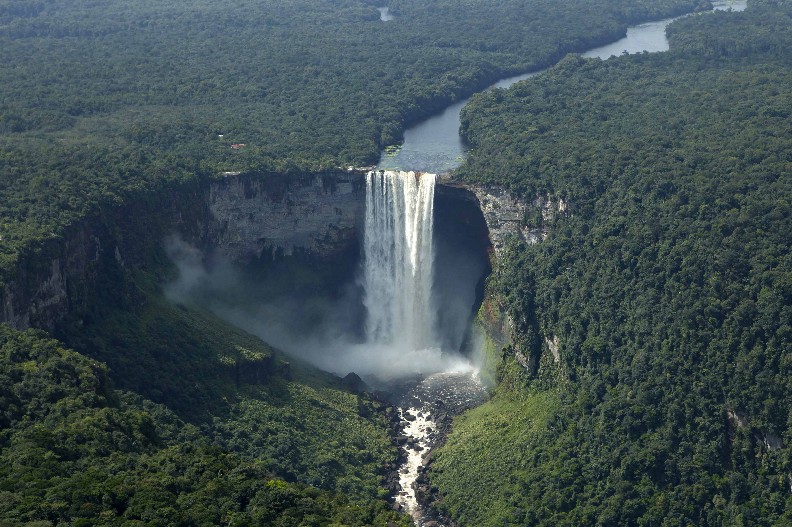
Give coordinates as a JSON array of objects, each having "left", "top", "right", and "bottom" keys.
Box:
[
  {"left": 396, "top": 407, "right": 436, "bottom": 520},
  {"left": 378, "top": 7, "right": 394, "bottom": 21},
  {"left": 393, "top": 371, "right": 488, "bottom": 525},
  {"left": 363, "top": 170, "right": 437, "bottom": 352}
]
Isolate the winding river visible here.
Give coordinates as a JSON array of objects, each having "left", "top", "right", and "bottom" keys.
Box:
[
  {"left": 376, "top": 0, "right": 747, "bottom": 174},
  {"left": 382, "top": 1, "right": 748, "bottom": 525}
]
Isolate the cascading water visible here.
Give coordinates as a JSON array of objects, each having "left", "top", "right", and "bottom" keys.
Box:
[
  {"left": 363, "top": 170, "right": 438, "bottom": 352},
  {"left": 362, "top": 170, "right": 486, "bottom": 526}
]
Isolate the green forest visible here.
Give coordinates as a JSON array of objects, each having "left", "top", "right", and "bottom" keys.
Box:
[
  {"left": 0, "top": 0, "right": 706, "bottom": 524},
  {"left": 1, "top": 0, "right": 790, "bottom": 525},
  {"left": 0, "top": 319, "right": 409, "bottom": 526},
  {"left": 433, "top": 0, "right": 791, "bottom": 525}
]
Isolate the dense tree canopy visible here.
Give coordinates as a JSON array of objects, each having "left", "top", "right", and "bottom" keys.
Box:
[
  {"left": 6, "top": 0, "right": 788, "bottom": 524},
  {"left": 433, "top": 1, "right": 791, "bottom": 525},
  {"left": 0, "top": 306, "right": 410, "bottom": 526}
]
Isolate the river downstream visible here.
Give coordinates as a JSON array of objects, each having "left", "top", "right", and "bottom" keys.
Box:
[{"left": 382, "top": 371, "right": 488, "bottom": 526}]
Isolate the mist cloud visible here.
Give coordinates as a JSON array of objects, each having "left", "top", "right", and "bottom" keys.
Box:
[{"left": 163, "top": 235, "right": 476, "bottom": 380}]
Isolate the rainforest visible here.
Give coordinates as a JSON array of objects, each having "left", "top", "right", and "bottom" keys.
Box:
[{"left": 0, "top": 0, "right": 789, "bottom": 526}]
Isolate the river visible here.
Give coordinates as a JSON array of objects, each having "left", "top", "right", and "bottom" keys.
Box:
[
  {"left": 382, "top": 2, "right": 748, "bottom": 525},
  {"left": 376, "top": 0, "right": 747, "bottom": 174},
  {"left": 382, "top": 1, "right": 748, "bottom": 525}
]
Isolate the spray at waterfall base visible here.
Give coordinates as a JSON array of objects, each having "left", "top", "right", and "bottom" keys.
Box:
[
  {"left": 165, "top": 169, "right": 490, "bottom": 382},
  {"left": 361, "top": 170, "right": 473, "bottom": 380},
  {"left": 164, "top": 169, "right": 491, "bottom": 524}
]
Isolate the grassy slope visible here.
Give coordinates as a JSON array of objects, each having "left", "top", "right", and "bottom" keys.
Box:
[{"left": 431, "top": 387, "right": 559, "bottom": 526}]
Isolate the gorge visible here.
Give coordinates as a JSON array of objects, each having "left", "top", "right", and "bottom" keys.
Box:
[{"left": 3, "top": 1, "right": 784, "bottom": 525}]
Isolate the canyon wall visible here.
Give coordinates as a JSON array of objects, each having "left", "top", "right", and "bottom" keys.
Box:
[
  {"left": 0, "top": 170, "right": 366, "bottom": 332},
  {"left": 207, "top": 171, "right": 365, "bottom": 262},
  {"left": 438, "top": 177, "right": 569, "bottom": 255},
  {"left": 0, "top": 180, "right": 209, "bottom": 331},
  {"left": 1, "top": 168, "right": 542, "bottom": 345},
  {"left": 437, "top": 176, "right": 572, "bottom": 377}
]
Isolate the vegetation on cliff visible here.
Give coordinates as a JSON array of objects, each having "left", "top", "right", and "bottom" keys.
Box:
[
  {"left": 433, "top": 1, "right": 791, "bottom": 525},
  {"left": 0, "top": 300, "right": 410, "bottom": 525}
]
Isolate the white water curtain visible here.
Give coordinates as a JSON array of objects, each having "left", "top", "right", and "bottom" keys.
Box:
[{"left": 363, "top": 170, "right": 437, "bottom": 352}]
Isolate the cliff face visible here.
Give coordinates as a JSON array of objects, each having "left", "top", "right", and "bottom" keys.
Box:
[
  {"left": 0, "top": 181, "right": 209, "bottom": 332},
  {"left": 1, "top": 235, "right": 90, "bottom": 331},
  {"left": 0, "top": 170, "right": 368, "bottom": 332},
  {"left": 1, "top": 170, "right": 515, "bottom": 338},
  {"left": 471, "top": 186, "right": 568, "bottom": 254},
  {"left": 207, "top": 171, "right": 365, "bottom": 262},
  {"left": 437, "top": 177, "right": 571, "bottom": 377},
  {"left": 435, "top": 176, "right": 569, "bottom": 255}
]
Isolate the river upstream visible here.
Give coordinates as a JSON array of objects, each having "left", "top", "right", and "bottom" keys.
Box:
[
  {"left": 378, "top": 1, "right": 747, "bottom": 525},
  {"left": 377, "top": 0, "right": 747, "bottom": 175}
]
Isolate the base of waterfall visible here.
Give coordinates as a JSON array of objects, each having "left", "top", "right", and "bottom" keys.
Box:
[
  {"left": 308, "top": 343, "right": 475, "bottom": 380},
  {"left": 386, "top": 370, "right": 488, "bottom": 526}
]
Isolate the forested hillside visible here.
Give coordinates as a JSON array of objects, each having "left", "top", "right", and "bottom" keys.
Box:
[
  {"left": 5, "top": 0, "right": 783, "bottom": 524},
  {"left": 0, "top": 324, "right": 409, "bottom": 525},
  {"left": 0, "top": 0, "right": 700, "bottom": 286},
  {"left": 2, "top": 1, "right": 689, "bottom": 522},
  {"left": 433, "top": 1, "right": 791, "bottom": 525}
]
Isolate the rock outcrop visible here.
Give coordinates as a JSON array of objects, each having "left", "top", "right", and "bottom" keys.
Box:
[
  {"left": 208, "top": 171, "right": 365, "bottom": 262},
  {"left": 437, "top": 175, "right": 569, "bottom": 256},
  {"left": 474, "top": 187, "right": 568, "bottom": 253},
  {"left": 0, "top": 170, "right": 368, "bottom": 332}
]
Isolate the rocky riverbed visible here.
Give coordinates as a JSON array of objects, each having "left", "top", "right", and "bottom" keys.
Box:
[{"left": 379, "top": 370, "right": 488, "bottom": 526}]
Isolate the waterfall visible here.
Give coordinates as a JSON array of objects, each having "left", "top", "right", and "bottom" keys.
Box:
[{"left": 363, "top": 170, "right": 438, "bottom": 352}]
